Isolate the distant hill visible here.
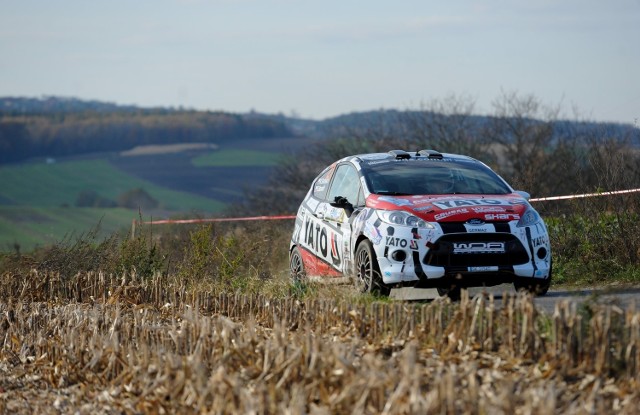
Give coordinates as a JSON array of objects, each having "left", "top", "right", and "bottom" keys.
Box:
[
  {"left": 2, "top": 96, "right": 639, "bottom": 165},
  {"left": 0, "top": 97, "right": 296, "bottom": 163},
  {"left": 0, "top": 96, "right": 147, "bottom": 115},
  {"left": 274, "top": 109, "right": 640, "bottom": 147}
]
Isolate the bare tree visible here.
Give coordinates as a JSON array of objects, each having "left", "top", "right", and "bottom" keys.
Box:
[
  {"left": 400, "top": 94, "right": 487, "bottom": 157},
  {"left": 479, "top": 91, "right": 562, "bottom": 195}
]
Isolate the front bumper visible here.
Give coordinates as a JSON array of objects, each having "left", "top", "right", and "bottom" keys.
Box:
[{"left": 370, "top": 220, "right": 551, "bottom": 287}]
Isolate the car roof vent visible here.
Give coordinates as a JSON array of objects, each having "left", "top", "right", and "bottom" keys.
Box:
[
  {"left": 418, "top": 149, "right": 443, "bottom": 159},
  {"left": 388, "top": 150, "right": 412, "bottom": 160}
]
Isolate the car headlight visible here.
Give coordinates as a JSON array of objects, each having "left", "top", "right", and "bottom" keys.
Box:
[
  {"left": 378, "top": 210, "right": 435, "bottom": 229},
  {"left": 516, "top": 208, "right": 542, "bottom": 227}
]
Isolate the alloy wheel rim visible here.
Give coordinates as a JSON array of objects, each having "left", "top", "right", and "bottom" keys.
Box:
[
  {"left": 290, "top": 252, "right": 303, "bottom": 280},
  {"left": 356, "top": 249, "right": 372, "bottom": 291}
]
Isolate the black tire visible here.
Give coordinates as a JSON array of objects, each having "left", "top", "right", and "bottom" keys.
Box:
[
  {"left": 437, "top": 285, "right": 462, "bottom": 301},
  {"left": 289, "top": 246, "right": 306, "bottom": 282},
  {"left": 354, "top": 240, "right": 389, "bottom": 296}
]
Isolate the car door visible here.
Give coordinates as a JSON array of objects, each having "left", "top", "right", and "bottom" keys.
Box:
[
  {"left": 293, "top": 164, "right": 342, "bottom": 277},
  {"left": 295, "top": 163, "right": 363, "bottom": 278},
  {"left": 322, "top": 163, "right": 365, "bottom": 275}
]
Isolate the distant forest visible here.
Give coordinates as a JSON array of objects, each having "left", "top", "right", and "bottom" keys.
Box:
[
  {"left": 2, "top": 96, "right": 639, "bottom": 164},
  {"left": 0, "top": 97, "right": 294, "bottom": 163}
]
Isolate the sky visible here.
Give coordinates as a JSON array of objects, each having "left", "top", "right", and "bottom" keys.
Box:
[{"left": 1, "top": 0, "right": 639, "bottom": 125}]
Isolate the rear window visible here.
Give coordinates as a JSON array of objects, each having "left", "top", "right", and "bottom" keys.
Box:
[{"left": 364, "top": 160, "right": 511, "bottom": 195}]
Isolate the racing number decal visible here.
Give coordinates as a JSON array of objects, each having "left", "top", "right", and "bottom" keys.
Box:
[
  {"left": 330, "top": 232, "right": 341, "bottom": 267},
  {"left": 303, "top": 216, "right": 342, "bottom": 268}
]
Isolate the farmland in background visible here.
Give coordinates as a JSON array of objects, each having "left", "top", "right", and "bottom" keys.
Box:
[
  {"left": 0, "top": 206, "right": 135, "bottom": 251},
  {"left": 0, "top": 138, "right": 312, "bottom": 252},
  {"left": 191, "top": 148, "right": 284, "bottom": 167},
  {"left": 0, "top": 159, "right": 224, "bottom": 210},
  {"left": 0, "top": 97, "right": 316, "bottom": 252}
]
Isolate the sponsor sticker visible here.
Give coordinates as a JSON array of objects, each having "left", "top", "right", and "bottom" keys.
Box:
[
  {"left": 472, "top": 206, "right": 507, "bottom": 213},
  {"left": 485, "top": 213, "right": 521, "bottom": 221},
  {"left": 364, "top": 221, "right": 383, "bottom": 245},
  {"left": 453, "top": 242, "right": 505, "bottom": 254},
  {"left": 411, "top": 197, "right": 435, "bottom": 206},
  {"left": 386, "top": 236, "right": 408, "bottom": 248},
  {"left": 366, "top": 159, "right": 390, "bottom": 165},
  {"left": 468, "top": 266, "right": 499, "bottom": 272},
  {"left": 326, "top": 208, "right": 345, "bottom": 222},
  {"left": 433, "top": 199, "right": 516, "bottom": 209},
  {"left": 466, "top": 218, "right": 484, "bottom": 225},
  {"left": 466, "top": 227, "right": 489, "bottom": 233},
  {"left": 434, "top": 208, "right": 469, "bottom": 220},
  {"left": 532, "top": 236, "right": 547, "bottom": 246},
  {"left": 378, "top": 196, "right": 414, "bottom": 207}
]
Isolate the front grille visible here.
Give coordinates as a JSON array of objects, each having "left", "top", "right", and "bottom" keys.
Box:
[{"left": 424, "top": 233, "right": 529, "bottom": 267}]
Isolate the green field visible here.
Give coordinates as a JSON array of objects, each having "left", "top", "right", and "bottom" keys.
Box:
[
  {"left": 0, "top": 159, "right": 225, "bottom": 210},
  {"left": 0, "top": 159, "right": 227, "bottom": 251},
  {"left": 191, "top": 149, "right": 284, "bottom": 167},
  {"left": 0, "top": 206, "right": 137, "bottom": 251}
]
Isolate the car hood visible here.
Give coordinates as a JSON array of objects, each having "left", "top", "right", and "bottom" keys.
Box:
[{"left": 366, "top": 194, "right": 528, "bottom": 223}]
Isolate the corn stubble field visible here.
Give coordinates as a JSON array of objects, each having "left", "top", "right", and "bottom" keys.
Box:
[{"left": 0, "top": 271, "right": 639, "bottom": 414}]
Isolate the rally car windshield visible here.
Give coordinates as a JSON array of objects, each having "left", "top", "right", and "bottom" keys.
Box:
[{"left": 364, "top": 160, "right": 511, "bottom": 195}]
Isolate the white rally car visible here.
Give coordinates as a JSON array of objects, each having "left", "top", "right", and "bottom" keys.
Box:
[{"left": 289, "top": 150, "right": 552, "bottom": 298}]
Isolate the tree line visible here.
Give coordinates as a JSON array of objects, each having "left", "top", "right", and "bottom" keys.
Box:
[{"left": 0, "top": 104, "right": 293, "bottom": 163}]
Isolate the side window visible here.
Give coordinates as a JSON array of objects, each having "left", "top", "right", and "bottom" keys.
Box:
[
  {"left": 327, "top": 164, "right": 363, "bottom": 205},
  {"left": 312, "top": 166, "right": 334, "bottom": 200}
]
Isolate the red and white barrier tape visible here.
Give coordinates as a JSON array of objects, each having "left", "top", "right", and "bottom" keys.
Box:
[
  {"left": 529, "top": 187, "right": 640, "bottom": 202},
  {"left": 139, "top": 215, "right": 296, "bottom": 225},
  {"left": 134, "top": 188, "right": 640, "bottom": 227}
]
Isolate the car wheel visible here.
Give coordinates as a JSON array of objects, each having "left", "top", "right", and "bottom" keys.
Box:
[
  {"left": 290, "top": 246, "right": 306, "bottom": 282},
  {"left": 354, "top": 240, "right": 389, "bottom": 296},
  {"left": 437, "top": 285, "right": 461, "bottom": 301}
]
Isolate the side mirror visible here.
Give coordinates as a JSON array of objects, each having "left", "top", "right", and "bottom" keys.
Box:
[
  {"left": 330, "top": 196, "right": 354, "bottom": 217},
  {"left": 515, "top": 190, "right": 531, "bottom": 201}
]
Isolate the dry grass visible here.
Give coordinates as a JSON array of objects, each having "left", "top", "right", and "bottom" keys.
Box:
[{"left": 1, "top": 271, "right": 639, "bottom": 414}]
